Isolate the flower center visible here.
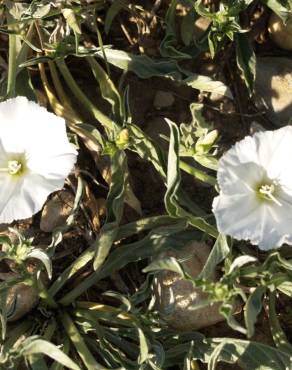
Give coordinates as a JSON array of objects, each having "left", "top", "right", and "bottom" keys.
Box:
[
  {"left": 257, "top": 182, "right": 281, "bottom": 206},
  {"left": 0, "top": 155, "right": 27, "bottom": 177},
  {"left": 8, "top": 160, "right": 22, "bottom": 175}
]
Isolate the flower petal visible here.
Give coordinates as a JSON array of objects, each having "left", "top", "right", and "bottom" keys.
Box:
[
  {"left": 0, "top": 97, "right": 78, "bottom": 223},
  {"left": 0, "top": 173, "right": 66, "bottom": 223},
  {"left": 20, "top": 173, "right": 62, "bottom": 215},
  {"left": 256, "top": 127, "right": 292, "bottom": 180},
  {"left": 258, "top": 191, "right": 292, "bottom": 250},
  {"left": 213, "top": 192, "right": 287, "bottom": 249},
  {"left": 0, "top": 176, "right": 23, "bottom": 223},
  {"left": 213, "top": 193, "right": 262, "bottom": 240},
  {"left": 217, "top": 155, "right": 266, "bottom": 195},
  {"left": 27, "top": 152, "right": 77, "bottom": 182},
  {"left": 0, "top": 97, "right": 65, "bottom": 151}
]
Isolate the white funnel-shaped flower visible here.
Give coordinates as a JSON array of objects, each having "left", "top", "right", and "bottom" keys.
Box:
[
  {"left": 0, "top": 97, "right": 77, "bottom": 223},
  {"left": 213, "top": 126, "right": 292, "bottom": 250}
]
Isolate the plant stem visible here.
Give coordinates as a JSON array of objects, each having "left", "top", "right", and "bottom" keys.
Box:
[
  {"left": 56, "top": 59, "right": 114, "bottom": 131},
  {"left": 179, "top": 159, "right": 216, "bottom": 186},
  {"left": 7, "top": 34, "right": 17, "bottom": 98},
  {"left": 38, "top": 62, "right": 79, "bottom": 123},
  {"left": 61, "top": 312, "right": 103, "bottom": 370},
  {"left": 48, "top": 61, "right": 79, "bottom": 119}
]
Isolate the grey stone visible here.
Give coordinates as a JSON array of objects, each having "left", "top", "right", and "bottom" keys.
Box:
[
  {"left": 268, "top": 13, "right": 292, "bottom": 51},
  {"left": 153, "top": 241, "right": 224, "bottom": 331},
  {"left": 255, "top": 57, "right": 292, "bottom": 126},
  {"left": 194, "top": 16, "right": 211, "bottom": 39},
  {"left": 6, "top": 282, "right": 39, "bottom": 321},
  {"left": 40, "top": 190, "right": 74, "bottom": 232}
]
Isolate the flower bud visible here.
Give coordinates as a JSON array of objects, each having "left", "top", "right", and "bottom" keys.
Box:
[
  {"left": 116, "top": 128, "right": 130, "bottom": 149},
  {"left": 195, "top": 129, "right": 218, "bottom": 154}
]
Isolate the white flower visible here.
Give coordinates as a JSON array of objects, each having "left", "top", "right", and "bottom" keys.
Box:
[
  {"left": 0, "top": 96, "right": 77, "bottom": 224},
  {"left": 212, "top": 126, "right": 292, "bottom": 250}
]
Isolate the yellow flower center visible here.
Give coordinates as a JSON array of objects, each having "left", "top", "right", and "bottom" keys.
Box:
[
  {"left": 257, "top": 182, "right": 281, "bottom": 206},
  {"left": 0, "top": 154, "right": 27, "bottom": 178},
  {"left": 7, "top": 160, "right": 22, "bottom": 175}
]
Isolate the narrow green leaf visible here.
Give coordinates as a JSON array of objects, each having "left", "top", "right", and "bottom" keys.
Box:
[
  {"left": 244, "top": 286, "right": 266, "bottom": 338},
  {"left": 62, "top": 8, "right": 81, "bottom": 35},
  {"left": 96, "top": 48, "right": 180, "bottom": 79},
  {"left": 20, "top": 338, "right": 81, "bottom": 370},
  {"left": 93, "top": 223, "right": 118, "bottom": 271},
  {"left": 181, "top": 10, "right": 196, "bottom": 46},
  {"left": 261, "top": 0, "right": 291, "bottom": 20},
  {"left": 27, "top": 355, "right": 49, "bottom": 370},
  {"left": 61, "top": 313, "right": 103, "bottom": 369},
  {"left": 86, "top": 56, "right": 123, "bottom": 125},
  {"left": 128, "top": 123, "right": 167, "bottom": 178},
  {"left": 104, "top": 1, "right": 124, "bottom": 34},
  {"left": 183, "top": 74, "right": 233, "bottom": 99},
  {"left": 228, "top": 255, "right": 257, "bottom": 274},
  {"left": 27, "top": 249, "right": 52, "bottom": 279},
  {"left": 160, "top": 0, "right": 191, "bottom": 59},
  {"left": 50, "top": 337, "right": 70, "bottom": 370},
  {"left": 164, "top": 118, "right": 181, "bottom": 217},
  {"left": 277, "top": 281, "right": 292, "bottom": 297},
  {"left": 143, "top": 256, "right": 185, "bottom": 277},
  {"left": 199, "top": 234, "right": 230, "bottom": 280},
  {"left": 220, "top": 302, "right": 247, "bottom": 335},
  {"left": 50, "top": 215, "right": 180, "bottom": 297},
  {"left": 164, "top": 118, "right": 218, "bottom": 237},
  {"left": 220, "top": 338, "right": 292, "bottom": 369},
  {"left": 269, "top": 291, "right": 292, "bottom": 354},
  {"left": 56, "top": 59, "right": 115, "bottom": 131},
  {"left": 93, "top": 150, "right": 128, "bottom": 271},
  {"left": 137, "top": 327, "right": 149, "bottom": 364},
  {"left": 235, "top": 33, "right": 256, "bottom": 95}
]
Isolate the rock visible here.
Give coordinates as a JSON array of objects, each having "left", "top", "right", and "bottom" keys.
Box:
[
  {"left": 6, "top": 282, "right": 39, "bottom": 321},
  {"left": 40, "top": 190, "right": 74, "bottom": 232},
  {"left": 268, "top": 13, "right": 292, "bottom": 51},
  {"left": 154, "top": 91, "right": 175, "bottom": 109},
  {"left": 199, "top": 62, "right": 218, "bottom": 76},
  {"left": 153, "top": 241, "right": 224, "bottom": 331},
  {"left": 194, "top": 16, "right": 211, "bottom": 39},
  {"left": 249, "top": 121, "right": 265, "bottom": 135},
  {"left": 255, "top": 57, "right": 292, "bottom": 126}
]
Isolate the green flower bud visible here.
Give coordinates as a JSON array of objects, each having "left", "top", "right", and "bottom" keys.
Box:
[
  {"left": 116, "top": 129, "right": 130, "bottom": 149},
  {"left": 195, "top": 129, "right": 218, "bottom": 154}
]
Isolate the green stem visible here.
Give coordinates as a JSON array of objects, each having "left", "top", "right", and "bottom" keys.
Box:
[
  {"left": 59, "top": 272, "right": 102, "bottom": 306},
  {"left": 56, "top": 59, "right": 114, "bottom": 131},
  {"left": 50, "top": 337, "right": 70, "bottom": 370},
  {"left": 187, "top": 215, "right": 218, "bottom": 238},
  {"left": 179, "top": 159, "right": 216, "bottom": 186},
  {"left": 61, "top": 312, "right": 104, "bottom": 370},
  {"left": 48, "top": 247, "right": 95, "bottom": 297},
  {"left": 48, "top": 61, "right": 68, "bottom": 105},
  {"left": 7, "top": 34, "right": 17, "bottom": 98}
]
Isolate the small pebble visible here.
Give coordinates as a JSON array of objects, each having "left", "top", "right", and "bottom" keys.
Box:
[{"left": 154, "top": 91, "right": 175, "bottom": 109}]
